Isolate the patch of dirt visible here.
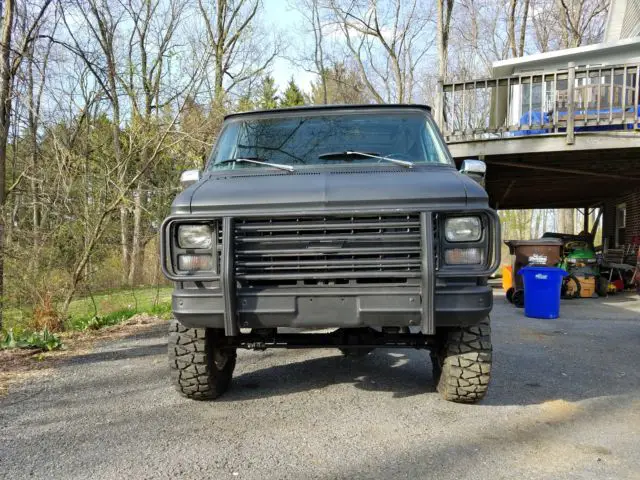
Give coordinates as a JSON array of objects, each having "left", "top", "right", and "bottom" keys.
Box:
[
  {"left": 539, "top": 399, "right": 583, "bottom": 424},
  {"left": 576, "top": 444, "right": 612, "bottom": 456},
  {"left": 0, "top": 315, "right": 166, "bottom": 397},
  {"left": 519, "top": 327, "right": 565, "bottom": 343}
]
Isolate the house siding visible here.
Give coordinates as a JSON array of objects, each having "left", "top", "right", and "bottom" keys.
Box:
[
  {"left": 603, "top": 188, "right": 640, "bottom": 246},
  {"left": 605, "top": 0, "right": 640, "bottom": 41},
  {"left": 621, "top": 0, "right": 640, "bottom": 38}
]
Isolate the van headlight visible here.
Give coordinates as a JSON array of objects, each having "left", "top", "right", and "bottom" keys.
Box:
[
  {"left": 177, "top": 224, "right": 212, "bottom": 249},
  {"left": 444, "top": 217, "right": 482, "bottom": 242}
]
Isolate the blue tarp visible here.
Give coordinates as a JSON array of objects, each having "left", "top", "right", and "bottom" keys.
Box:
[{"left": 513, "top": 105, "right": 640, "bottom": 136}]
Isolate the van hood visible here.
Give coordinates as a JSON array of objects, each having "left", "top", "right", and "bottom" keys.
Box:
[{"left": 172, "top": 166, "right": 488, "bottom": 215}]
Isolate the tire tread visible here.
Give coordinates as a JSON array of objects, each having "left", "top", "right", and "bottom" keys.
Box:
[
  {"left": 435, "top": 319, "right": 492, "bottom": 403},
  {"left": 168, "top": 319, "right": 236, "bottom": 400}
]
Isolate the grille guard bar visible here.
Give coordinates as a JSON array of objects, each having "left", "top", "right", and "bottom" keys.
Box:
[
  {"left": 161, "top": 209, "right": 500, "bottom": 336},
  {"left": 160, "top": 210, "right": 501, "bottom": 282}
]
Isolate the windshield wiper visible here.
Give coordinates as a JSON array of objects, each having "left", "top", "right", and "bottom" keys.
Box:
[
  {"left": 217, "top": 157, "right": 295, "bottom": 172},
  {"left": 318, "top": 151, "right": 413, "bottom": 168}
]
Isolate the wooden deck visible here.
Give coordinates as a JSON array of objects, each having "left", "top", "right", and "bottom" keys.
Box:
[{"left": 439, "top": 62, "right": 640, "bottom": 210}]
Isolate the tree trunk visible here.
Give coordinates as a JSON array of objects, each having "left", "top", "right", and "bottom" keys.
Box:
[
  {"left": 312, "top": 0, "right": 327, "bottom": 105},
  {"left": 0, "top": 0, "right": 15, "bottom": 329},
  {"left": 533, "top": 209, "right": 542, "bottom": 237},
  {"left": 120, "top": 205, "right": 129, "bottom": 283},
  {"left": 559, "top": 208, "right": 575, "bottom": 234},
  {"left": 128, "top": 186, "right": 142, "bottom": 285},
  {"left": 518, "top": 0, "right": 530, "bottom": 57},
  {"left": 437, "top": 0, "right": 454, "bottom": 81},
  {"left": 508, "top": 0, "right": 518, "bottom": 57},
  {"left": 213, "top": 0, "right": 226, "bottom": 105},
  {"left": 28, "top": 63, "right": 40, "bottom": 256}
]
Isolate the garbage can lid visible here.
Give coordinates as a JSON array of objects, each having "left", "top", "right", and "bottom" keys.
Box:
[
  {"left": 518, "top": 265, "right": 568, "bottom": 276},
  {"left": 504, "top": 239, "right": 563, "bottom": 247}
]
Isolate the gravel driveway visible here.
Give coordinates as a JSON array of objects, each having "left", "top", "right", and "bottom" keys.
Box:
[{"left": 1, "top": 292, "right": 639, "bottom": 480}]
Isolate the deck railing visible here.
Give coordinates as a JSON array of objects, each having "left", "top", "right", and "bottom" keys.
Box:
[{"left": 438, "top": 62, "right": 640, "bottom": 144}]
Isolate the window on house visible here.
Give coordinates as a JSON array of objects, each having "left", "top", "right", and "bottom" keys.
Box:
[{"left": 521, "top": 83, "right": 543, "bottom": 113}]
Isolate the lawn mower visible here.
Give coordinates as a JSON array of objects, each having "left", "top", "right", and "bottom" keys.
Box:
[{"left": 542, "top": 232, "right": 601, "bottom": 298}]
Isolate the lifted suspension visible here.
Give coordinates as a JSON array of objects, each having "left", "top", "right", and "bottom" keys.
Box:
[{"left": 219, "top": 328, "right": 437, "bottom": 351}]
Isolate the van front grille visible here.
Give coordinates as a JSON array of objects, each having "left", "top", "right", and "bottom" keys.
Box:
[{"left": 234, "top": 214, "right": 422, "bottom": 286}]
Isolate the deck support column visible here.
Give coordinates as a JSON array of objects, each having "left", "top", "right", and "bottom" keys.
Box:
[
  {"left": 436, "top": 78, "right": 445, "bottom": 130},
  {"left": 583, "top": 207, "right": 589, "bottom": 234},
  {"left": 566, "top": 62, "right": 576, "bottom": 145}
]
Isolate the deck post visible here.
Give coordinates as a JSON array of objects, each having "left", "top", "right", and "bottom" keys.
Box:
[
  {"left": 567, "top": 62, "right": 576, "bottom": 145},
  {"left": 436, "top": 77, "right": 445, "bottom": 130},
  {"left": 583, "top": 207, "right": 589, "bottom": 233},
  {"left": 635, "top": 64, "right": 640, "bottom": 130}
]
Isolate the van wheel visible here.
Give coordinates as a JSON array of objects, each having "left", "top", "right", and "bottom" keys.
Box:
[
  {"left": 432, "top": 318, "right": 492, "bottom": 403},
  {"left": 168, "top": 319, "right": 236, "bottom": 400}
]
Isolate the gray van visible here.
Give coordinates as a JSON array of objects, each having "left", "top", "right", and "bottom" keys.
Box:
[{"left": 161, "top": 104, "right": 500, "bottom": 403}]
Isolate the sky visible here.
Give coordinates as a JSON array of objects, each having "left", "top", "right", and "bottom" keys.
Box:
[{"left": 262, "top": 1, "right": 317, "bottom": 94}]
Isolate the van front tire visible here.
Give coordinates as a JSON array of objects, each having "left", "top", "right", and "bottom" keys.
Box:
[
  {"left": 168, "top": 319, "right": 236, "bottom": 400},
  {"left": 432, "top": 319, "right": 492, "bottom": 403}
]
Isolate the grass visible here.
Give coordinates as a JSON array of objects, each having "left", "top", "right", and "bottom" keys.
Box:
[
  {"left": 66, "top": 286, "right": 173, "bottom": 331},
  {"left": 65, "top": 286, "right": 172, "bottom": 320},
  {"left": 1, "top": 286, "right": 173, "bottom": 350}
]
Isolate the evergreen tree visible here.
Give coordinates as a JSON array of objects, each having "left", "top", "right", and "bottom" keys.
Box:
[
  {"left": 237, "top": 91, "right": 255, "bottom": 112},
  {"left": 310, "top": 63, "right": 371, "bottom": 105},
  {"left": 257, "top": 75, "right": 278, "bottom": 109},
  {"left": 280, "top": 77, "right": 306, "bottom": 107}
]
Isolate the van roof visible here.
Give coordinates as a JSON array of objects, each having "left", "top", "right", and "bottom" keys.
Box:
[{"left": 224, "top": 103, "right": 432, "bottom": 121}]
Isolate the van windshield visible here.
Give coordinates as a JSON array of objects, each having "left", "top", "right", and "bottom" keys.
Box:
[{"left": 208, "top": 111, "right": 452, "bottom": 170}]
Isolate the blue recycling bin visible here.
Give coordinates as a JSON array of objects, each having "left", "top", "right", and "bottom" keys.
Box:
[{"left": 518, "top": 266, "right": 568, "bottom": 319}]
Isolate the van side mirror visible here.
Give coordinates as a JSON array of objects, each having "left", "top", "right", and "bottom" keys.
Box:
[
  {"left": 460, "top": 159, "right": 486, "bottom": 187},
  {"left": 180, "top": 169, "right": 201, "bottom": 189}
]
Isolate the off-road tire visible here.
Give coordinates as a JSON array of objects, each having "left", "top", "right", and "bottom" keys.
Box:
[
  {"left": 168, "top": 319, "right": 236, "bottom": 400},
  {"left": 339, "top": 347, "right": 375, "bottom": 357},
  {"left": 432, "top": 319, "right": 492, "bottom": 403}
]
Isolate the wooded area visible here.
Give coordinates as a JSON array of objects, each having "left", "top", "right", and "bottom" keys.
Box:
[{"left": 0, "top": 0, "right": 608, "bottom": 331}]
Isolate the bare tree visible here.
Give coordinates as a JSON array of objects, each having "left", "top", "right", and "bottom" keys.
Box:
[
  {"left": 291, "top": 0, "right": 329, "bottom": 104},
  {"left": 437, "top": 0, "right": 454, "bottom": 80},
  {"left": 531, "top": 0, "right": 562, "bottom": 52},
  {"left": 60, "top": 0, "right": 132, "bottom": 282},
  {"left": 119, "top": 0, "right": 187, "bottom": 285},
  {"left": 309, "top": 61, "right": 371, "bottom": 104},
  {"left": 197, "top": 0, "right": 278, "bottom": 105},
  {"left": 508, "top": 0, "right": 530, "bottom": 57},
  {"left": 0, "top": 0, "right": 52, "bottom": 327},
  {"left": 56, "top": 50, "right": 212, "bottom": 315},
  {"left": 557, "top": 0, "right": 608, "bottom": 47},
  {"left": 328, "top": 0, "right": 433, "bottom": 103}
]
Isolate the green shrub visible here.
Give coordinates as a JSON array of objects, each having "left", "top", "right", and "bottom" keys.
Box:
[
  {"left": 0, "top": 328, "right": 63, "bottom": 352},
  {"left": 2, "top": 286, "right": 173, "bottom": 352},
  {"left": 68, "top": 307, "right": 139, "bottom": 331}
]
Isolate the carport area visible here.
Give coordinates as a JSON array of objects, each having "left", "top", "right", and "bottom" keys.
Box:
[
  {"left": 448, "top": 128, "right": 640, "bottom": 299},
  {"left": 450, "top": 142, "right": 640, "bottom": 211},
  {"left": 441, "top": 59, "right": 640, "bottom": 248},
  {"left": 1, "top": 291, "right": 639, "bottom": 480},
  {"left": 448, "top": 134, "right": 640, "bottom": 230}
]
